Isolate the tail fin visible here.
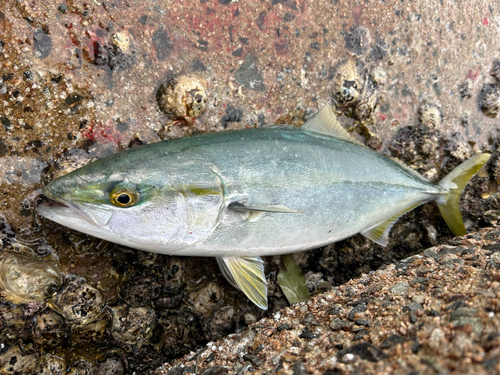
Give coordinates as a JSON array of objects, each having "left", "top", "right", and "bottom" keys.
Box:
[{"left": 437, "top": 153, "right": 490, "bottom": 236}]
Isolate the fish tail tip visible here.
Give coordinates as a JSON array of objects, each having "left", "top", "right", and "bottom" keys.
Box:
[{"left": 436, "top": 152, "right": 490, "bottom": 236}]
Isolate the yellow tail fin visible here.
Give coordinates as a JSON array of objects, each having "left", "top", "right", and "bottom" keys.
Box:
[{"left": 437, "top": 153, "right": 490, "bottom": 236}]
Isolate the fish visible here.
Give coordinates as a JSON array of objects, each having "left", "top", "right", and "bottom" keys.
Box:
[{"left": 38, "top": 104, "right": 490, "bottom": 309}]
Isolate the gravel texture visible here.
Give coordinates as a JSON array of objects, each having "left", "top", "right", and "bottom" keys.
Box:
[{"left": 153, "top": 225, "right": 500, "bottom": 375}]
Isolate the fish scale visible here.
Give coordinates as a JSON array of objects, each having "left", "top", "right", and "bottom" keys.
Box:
[{"left": 39, "top": 104, "right": 491, "bottom": 309}]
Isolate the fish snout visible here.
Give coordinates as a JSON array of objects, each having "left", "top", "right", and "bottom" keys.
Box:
[{"left": 42, "top": 176, "right": 83, "bottom": 203}]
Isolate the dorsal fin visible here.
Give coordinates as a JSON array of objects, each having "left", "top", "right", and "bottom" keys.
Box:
[{"left": 302, "top": 103, "right": 364, "bottom": 146}]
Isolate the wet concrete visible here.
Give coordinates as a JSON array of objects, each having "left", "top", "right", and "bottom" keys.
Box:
[{"left": 0, "top": 0, "right": 499, "bottom": 373}]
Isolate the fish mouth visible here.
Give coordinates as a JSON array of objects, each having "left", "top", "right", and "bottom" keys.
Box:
[
  {"left": 38, "top": 198, "right": 100, "bottom": 228},
  {"left": 40, "top": 200, "right": 68, "bottom": 209},
  {"left": 39, "top": 182, "right": 115, "bottom": 230}
]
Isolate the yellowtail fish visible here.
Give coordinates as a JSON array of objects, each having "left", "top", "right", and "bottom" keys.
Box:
[{"left": 39, "top": 104, "right": 490, "bottom": 309}]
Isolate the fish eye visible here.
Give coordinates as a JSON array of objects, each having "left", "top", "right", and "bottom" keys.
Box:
[
  {"left": 110, "top": 183, "right": 139, "bottom": 207},
  {"left": 117, "top": 194, "right": 131, "bottom": 204}
]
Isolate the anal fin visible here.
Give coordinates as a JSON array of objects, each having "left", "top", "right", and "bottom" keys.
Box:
[
  {"left": 216, "top": 256, "right": 268, "bottom": 310},
  {"left": 361, "top": 203, "right": 421, "bottom": 247}
]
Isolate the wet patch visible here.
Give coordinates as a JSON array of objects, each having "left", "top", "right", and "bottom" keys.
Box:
[
  {"left": 234, "top": 53, "right": 265, "bottom": 91},
  {"left": 152, "top": 28, "right": 173, "bottom": 61},
  {"left": 33, "top": 29, "right": 52, "bottom": 59}
]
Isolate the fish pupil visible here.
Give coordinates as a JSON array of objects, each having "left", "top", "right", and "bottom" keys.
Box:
[{"left": 117, "top": 194, "right": 130, "bottom": 204}]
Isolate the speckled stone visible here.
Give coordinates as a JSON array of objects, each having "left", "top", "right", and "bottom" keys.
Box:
[
  {"left": 152, "top": 226, "right": 500, "bottom": 375},
  {"left": 389, "top": 282, "right": 409, "bottom": 294}
]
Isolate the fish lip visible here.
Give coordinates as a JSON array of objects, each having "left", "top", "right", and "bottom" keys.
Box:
[
  {"left": 41, "top": 183, "right": 97, "bottom": 225},
  {"left": 41, "top": 200, "right": 69, "bottom": 209},
  {"left": 41, "top": 185, "right": 56, "bottom": 201},
  {"left": 38, "top": 195, "right": 100, "bottom": 228}
]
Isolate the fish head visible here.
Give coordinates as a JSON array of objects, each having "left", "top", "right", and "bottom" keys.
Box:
[{"left": 39, "top": 154, "right": 224, "bottom": 253}]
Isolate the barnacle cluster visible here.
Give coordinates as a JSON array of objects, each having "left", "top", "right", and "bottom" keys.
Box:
[
  {"left": 0, "top": 239, "right": 263, "bottom": 373},
  {"left": 332, "top": 24, "right": 385, "bottom": 126},
  {"left": 330, "top": 58, "right": 387, "bottom": 149},
  {"left": 388, "top": 102, "right": 443, "bottom": 180}
]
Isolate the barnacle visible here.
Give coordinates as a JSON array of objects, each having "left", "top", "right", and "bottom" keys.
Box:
[
  {"left": 354, "top": 85, "right": 378, "bottom": 122},
  {"left": 370, "top": 66, "right": 388, "bottom": 87},
  {"left": 0, "top": 346, "right": 39, "bottom": 374},
  {"left": 354, "top": 67, "right": 386, "bottom": 124},
  {"left": 111, "top": 31, "right": 132, "bottom": 54},
  {"left": 419, "top": 103, "right": 442, "bottom": 130},
  {"left": 71, "top": 318, "right": 108, "bottom": 345},
  {"left": 32, "top": 309, "right": 68, "bottom": 347},
  {"left": 156, "top": 75, "right": 207, "bottom": 122},
  {"left": 186, "top": 282, "right": 224, "bottom": 316},
  {"left": 332, "top": 59, "right": 361, "bottom": 105},
  {"left": 36, "top": 354, "right": 67, "bottom": 375},
  {"left": 200, "top": 305, "right": 235, "bottom": 338},
  {"left": 92, "top": 29, "right": 136, "bottom": 71},
  {"left": 0, "top": 304, "right": 29, "bottom": 342},
  {"left": 109, "top": 305, "right": 156, "bottom": 345},
  {"left": 478, "top": 83, "right": 500, "bottom": 118},
  {"left": 0, "top": 251, "right": 61, "bottom": 304},
  {"left": 51, "top": 277, "right": 105, "bottom": 324},
  {"left": 95, "top": 357, "right": 125, "bottom": 374}
]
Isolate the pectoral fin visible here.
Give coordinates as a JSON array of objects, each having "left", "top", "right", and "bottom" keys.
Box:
[
  {"left": 361, "top": 203, "right": 421, "bottom": 247},
  {"left": 216, "top": 256, "right": 268, "bottom": 310},
  {"left": 228, "top": 201, "right": 300, "bottom": 213}
]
